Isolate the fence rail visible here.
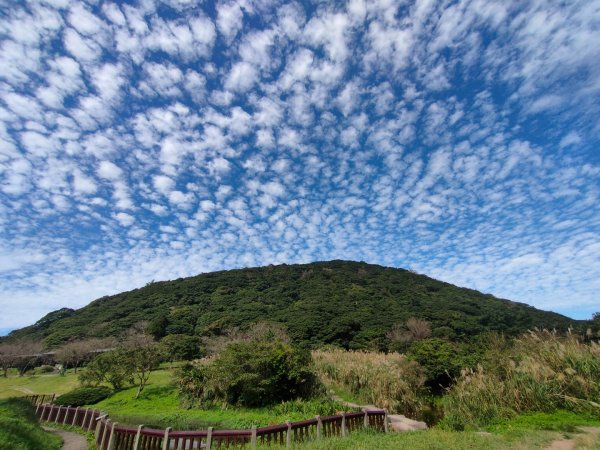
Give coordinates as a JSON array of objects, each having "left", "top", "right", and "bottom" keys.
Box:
[
  {"left": 20, "top": 393, "right": 56, "bottom": 405},
  {"left": 33, "top": 402, "right": 388, "bottom": 449}
]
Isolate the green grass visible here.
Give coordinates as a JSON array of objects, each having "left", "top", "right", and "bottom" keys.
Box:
[
  {"left": 0, "top": 397, "right": 63, "bottom": 450},
  {"left": 256, "top": 428, "right": 560, "bottom": 450},
  {"left": 486, "top": 410, "right": 600, "bottom": 433},
  {"left": 0, "top": 370, "right": 80, "bottom": 399}
]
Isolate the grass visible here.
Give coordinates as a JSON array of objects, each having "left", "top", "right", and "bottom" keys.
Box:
[
  {"left": 0, "top": 370, "right": 80, "bottom": 398},
  {"left": 486, "top": 410, "right": 600, "bottom": 432},
  {"left": 0, "top": 397, "right": 63, "bottom": 450},
  {"left": 256, "top": 428, "right": 560, "bottom": 450}
]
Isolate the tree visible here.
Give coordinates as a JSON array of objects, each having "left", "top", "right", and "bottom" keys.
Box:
[
  {"left": 2, "top": 340, "right": 44, "bottom": 376},
  {"left": 123, "top": 333, "right": 161, "bottom": 399},
  {"left": 159, "top": 335, "right": 203, "bottom": 362},
  {"left": 55, "top": 338, "right": 110, "bottom": 373},
  {"left": 79, "top": 349, "right": 134, "bottom": 389},
  {"left": 0, "top": 342, "right": 19, "bottom": 377}
]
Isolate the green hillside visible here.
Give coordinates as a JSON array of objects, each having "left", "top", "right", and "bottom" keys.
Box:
[{"left": 7, "top": 260, "right": 579, "bottom": 348}]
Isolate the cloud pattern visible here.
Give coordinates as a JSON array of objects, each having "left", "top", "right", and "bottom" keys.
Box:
[{"left": 1, "top": 0, "right": 599, "bottom": 331}]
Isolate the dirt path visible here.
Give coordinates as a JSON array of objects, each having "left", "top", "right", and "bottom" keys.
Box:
[
  {"left": 332, "top": 395, "right": 428, "bottom": 432},
  {"left": 544, "top": 427, "right": 600, "bottom": 450},
  {"left": 43, "top": 426, "right": 88, "bottom": 450}
]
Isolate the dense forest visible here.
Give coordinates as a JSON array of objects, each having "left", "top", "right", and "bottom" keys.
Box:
[{"left": 6, "top": 260, "right": 585, "bottom": 348}]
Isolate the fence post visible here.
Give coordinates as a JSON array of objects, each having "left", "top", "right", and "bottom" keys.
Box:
[
  {"left": 82, "top": 408, "right": 89, "bottom": 429},
  {"left": 316, "top": 416, "right": 322, "bottom": 439},
  {"left": 363, "top": 409, "right": 368, "bottom": 429},
  {"left": 161, "top": 427, "right": 171, "bottom": 450},
  {"left": 54, "top": 406, "right": 62, "bottom": 423},
  {"left": 107, "top": 421, "right": 118, "bottom": 450},
  {"left": 71, "top": 407, "right": 80, "bottom": 426},
  {"left": 94, "top": 417, "right": 102, "bottom": 441},
  {"left": 87, "top": 410, "right": 97, "bottom": 432},
  {"left": 35, "top": 402, "right": 41, "bottom": 416},
  {"left": 132, "top": 425, "right": 144, "bottom": 450},
  {"left": 40, "top": 403, "right": 48, "bottom": 421},
  {"left": 100, "top": 418, "right": 110, "bottom": 450},
  {"left": 286, "top": 420, "right": 292, "bottom": 448},
  {"left": 62, "top": 406, "right": 70, "bottom": 425},
  {"left": 206, "top": 426, "right": 213, "bottom": 450},
  {"left": 251, "top": 425, "right": 257, "bottom": 449},
  {"left": 384, "top": 410, "right": 389, "bottom": 433}
]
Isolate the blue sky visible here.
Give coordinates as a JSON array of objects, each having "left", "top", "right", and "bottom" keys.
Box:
[{"left": 1, "top": 0, "right": 599, "bottom": 334}]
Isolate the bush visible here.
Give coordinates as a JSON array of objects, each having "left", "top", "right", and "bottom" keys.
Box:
[
  {"left": 178, "top": 340, "right": 322, "bottom": 407},
  {"left": 54, "top": 386, "right": 113, "bottom": 407},
  {"left": 38, "top": 365, "right": 55, "bottom": 374},
  {"left": 0, "top": 398, "right": 62, "bottom": 450},
  {"left": 407, "top": 338, "right": 479, "bottom": 392}
]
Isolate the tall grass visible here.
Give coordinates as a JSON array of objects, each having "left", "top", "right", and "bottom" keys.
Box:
[
  {"left": 312, "top": 349, "right": 425, "bottom": 416},
  {"left": 443, "top": 330, "right": 600, "bottom": 430}
]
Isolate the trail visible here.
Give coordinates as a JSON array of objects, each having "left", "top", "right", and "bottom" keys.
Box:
[
  {"left": 544, "top": 427, "right": 600, "bottom": 450},
  {"left": 43, "top": 427, "right": 88, "bottom": 450},
  {"left": 332, "top": 395, "right": 428, "bottom": 432}
]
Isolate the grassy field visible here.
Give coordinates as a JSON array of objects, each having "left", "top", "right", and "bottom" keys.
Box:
[
  {"left": 0, "top": 398, "right": 62, "bottom": 450},
  {"left": 0, "top": 371, "right": 80, "bottom": 399}
]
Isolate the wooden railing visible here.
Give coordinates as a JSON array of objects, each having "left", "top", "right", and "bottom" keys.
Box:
[
  {"left": 20, "top": 393, "right": 56, "bottom": 405},
  {"left": 34, "top": 403, "right": 388, "bottom": 449}
]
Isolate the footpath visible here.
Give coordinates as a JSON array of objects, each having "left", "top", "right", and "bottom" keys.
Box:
[
  {"left": 43, "top": 426, "right": 87, "bottom": 450},
  {"left": 332, "top": 396, "right": 428, "bottom": 432}
]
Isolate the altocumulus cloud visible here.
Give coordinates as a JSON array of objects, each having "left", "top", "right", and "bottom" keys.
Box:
[{"left": 1, "top": 0, "right": 599, "bottom": 331}]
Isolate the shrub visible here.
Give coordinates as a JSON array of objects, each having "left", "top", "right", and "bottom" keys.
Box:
[
  {"left": 54, "top": 386, "right": 113, "bottom": 407},
  {"left": 178, "top": 340, "right": 322, "bottom": 407},
  {"left": 442, "top": 330, "right": 600, "bottom": 430},
  {"left": 407, "top": 338, "right": 479, "bottom": 392},
  {"left": 38, "top": 365, "right": 55, "bottom": 374},
  {"left": 312, "top": 348, "right": 425, "bottom": 416}
]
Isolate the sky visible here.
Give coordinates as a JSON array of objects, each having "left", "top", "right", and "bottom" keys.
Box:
[{"left": 1, "top": 0, "right": 599, "bottom": 335}]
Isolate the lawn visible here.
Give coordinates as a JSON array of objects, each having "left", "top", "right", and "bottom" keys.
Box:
[{"left": 0, "top": 371, "right": 80, "bottom": 399}]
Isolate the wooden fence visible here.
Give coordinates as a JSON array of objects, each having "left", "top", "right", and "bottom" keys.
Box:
[
  {"left": 34, "top": 402, "right": 388, "bottom": 449},
  {"left": 20, "top": 393, "right": 56, "bottom": 405}
]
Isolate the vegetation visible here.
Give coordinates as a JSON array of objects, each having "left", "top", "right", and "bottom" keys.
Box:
[
  {"left": 178, "top": 339, "right": 322, "bottom": 408},
  {"left": 78, "top": 332, "right": 161, "bottom": 398},
  {"left": 93, "top": 370, "right": 347, "bottom": 429},
  {"left": 256, "top": 428, "right": 560, "bottom": 450},
  {"left": 442, "top": 330, "right": 600, "bottom": 430},
  {"left": 312, "top": 348, "right": 425, "bottom": 415},
  {"left": 4, "top": 261, "right": 583, "bottom": 349},
  {"left": 0, "top": 398, "right": 62, "bottom": 450},
  {"left": 53, "top": 386, "right": 113, "bottom": 407}
]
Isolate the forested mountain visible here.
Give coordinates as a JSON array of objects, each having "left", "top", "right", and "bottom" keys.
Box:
[{"left": 8, "top": 260, "right": 580, "bottom": 348}]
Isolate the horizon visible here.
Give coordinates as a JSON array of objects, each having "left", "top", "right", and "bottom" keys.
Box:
[{"left": 1, "top": 0, "right": 599, "bottom": 332}]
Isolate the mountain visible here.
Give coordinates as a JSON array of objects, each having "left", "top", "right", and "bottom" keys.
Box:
[{"left": 7, "top": 260, "right": 580, "bottom": 348}]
